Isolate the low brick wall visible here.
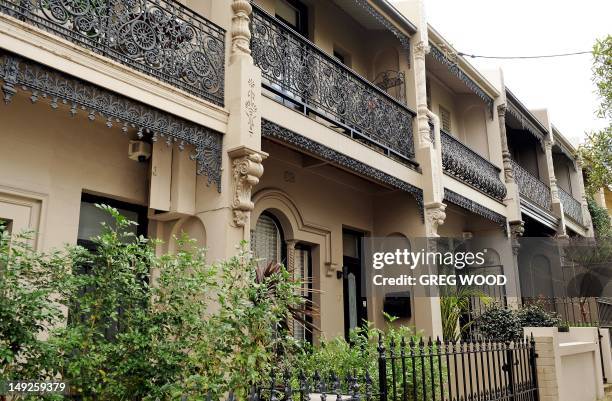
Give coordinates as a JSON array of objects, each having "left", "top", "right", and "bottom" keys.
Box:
[{"left": 524, "top": 327, "right": 608, "bottom": 401}]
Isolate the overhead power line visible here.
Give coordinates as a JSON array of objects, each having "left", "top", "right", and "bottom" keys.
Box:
[{"left": 457, "top": 51, "right": 592, "bottom": 59}]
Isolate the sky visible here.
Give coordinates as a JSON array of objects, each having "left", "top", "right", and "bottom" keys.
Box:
[{"left": 415, "top": 0, "right": 611, "bottom": 146}]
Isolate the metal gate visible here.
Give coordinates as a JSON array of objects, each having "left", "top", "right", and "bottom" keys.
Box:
[{"left": 253, "top": 334, "right": 539, "bottom": 401}]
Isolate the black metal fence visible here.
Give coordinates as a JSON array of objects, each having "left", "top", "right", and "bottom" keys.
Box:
[
  {"left": 253, "top": 335, "right": 539, "bottom": 401},
  {"left": 522, "top": 297, "right": 612, "bottom": 327}
]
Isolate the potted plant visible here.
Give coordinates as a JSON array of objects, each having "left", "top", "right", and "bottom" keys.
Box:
[{"left": 557, "top": 321, "right": 571, "bottom": 332}]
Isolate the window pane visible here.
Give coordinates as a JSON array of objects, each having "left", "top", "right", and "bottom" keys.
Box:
[
  {"left": 275, "top": 0, "right": 298, "bottom": 28},
  {"left": 293, "top": 248, "right": 309, "bottom": 342},
  {"left": 440, "top": 105, "right": 452, "bottom": 132},
  {"left": 0, "top": 218, "right": 11, "bottom": 235},
  {"left": 254, "top": 214, "right": 281, "bottom": 267},
  {"left": 77, "top": 202, "right": 139, "bottom": 241},
  {"left": 343, "top": 232, "right": 359, "bottom": 258},
  {"left": 348, "top": 272, "right": 357, "bottom": 330}
]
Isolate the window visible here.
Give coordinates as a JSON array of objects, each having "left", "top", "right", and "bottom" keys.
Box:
[
  {"left": 77, "top": 193, "right": 148, "bottom": 249},
  {"left": 275, "top": 0, "right": 308, "bottom": 37},
  {"left": 253, "top": 213, "right": 313, "bottom": 343},
  {"left": 0, "top": 218, "right": 11, "bottom": 236},
  {"left": 292, "top": 245, "right": 313, "bottom": 343},
  {"left": 439, "top": 105, "right": 452, "bottom": 132},
  {"left": 333, "top": 50, "right": 346, "bottom": 65},
  {"left": 71, "top": 193, "right": 149, "bottom": 338},
  {"left": 253, "top": 213, "right": 285, "bottom": 267}
]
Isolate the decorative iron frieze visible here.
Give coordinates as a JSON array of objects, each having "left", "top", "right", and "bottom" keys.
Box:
[
  {"left": 429, "top": 44, "right": 494, "bottom": 115},
  {"left": 262, "top": 119, "right": 424, "bottom": 215},
  {"left": 552, "top": 128, "right": 577, "bottom": 168},
  {"left": 0, "top": 51, "right": 222, "bottom": 190},
  {"left": 444, "top": 189, "right": 506, "bottom": 227},
  {"left": 558, "top": 186, "right": 583, "bottom": 225},
  {"left": 351, "top": 0, "right": 411, "bottom": 53},
  {"left": 441, "top": 131, "right": 506, "bottom": 201},
  {"left": 505, "top": 91, "right": 547, "bottom": 147},
  {"left": 511, "top": 160, "right": 551, "bottom": 211},
  {"left": 251, "top": 4, "right": 416, "bottom": 161},
  {"left": 0, "top": 0, "right": 225, "bottom": 106}
]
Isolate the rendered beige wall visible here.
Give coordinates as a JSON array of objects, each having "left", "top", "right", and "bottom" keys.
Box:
[
  {"left": 252, "top": 139, "right": 428, "bottom": 339},
  {"left": 0, "top": 93, "right": 148, "bottom": 250}
]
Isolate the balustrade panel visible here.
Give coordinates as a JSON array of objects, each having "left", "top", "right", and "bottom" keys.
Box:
[
  {"left": 441, "top": 130, "right": 506, "bottom": 201},
  {"left": 511, "top": 160, "right": 552, "bottom": 211},
  {"left": 0, "top": 0, "right": 225, "bottom": 106},
  {"left": 559, "top": 186, "right": 583, "bottom": 225},
  {"left": 251, "top": 4, "right": 415, "bottom": 161}
]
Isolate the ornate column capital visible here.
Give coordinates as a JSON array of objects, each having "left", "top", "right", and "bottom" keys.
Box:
[
  {"left": 230, "top": 0, "right": 253, "bottom": 63},
  {"left": 228, "top": 146, "right": 267, "bottom": 227},
  {"left": 497, "top": 104, "right": 507, "bottom": 118},
  {"left": 509, "top": 220, "right": 525, "bottom": 255},
  {"left": 437, "top": 43, "right": 458, "bottom": 64},
  {"left": 414, "top": 40, "right": 431, "bottom": 59},
  {"left": 425, "top": 202, "right": 447, "bottom": 237}
]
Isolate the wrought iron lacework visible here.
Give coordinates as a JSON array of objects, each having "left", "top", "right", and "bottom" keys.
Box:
[
  {"left": 511, "top": 160, "right": 551, "bottom": 211},
  {"left": 374, "top": 70, "right": 406, "bottom": 105},
  {"left": 0, "top": 0, "right": 225, "bottom": 106},
  {"left": 558, "top": 186, "right": 583, "bottom": 225},
  {"left": 351, "top": 0, "right": 411, "bottom": 52},
  {"left": 0, "top": 51, "right": 222, "bottom": 190},
  {"left": 444, "top": 189, "right": 506, "bottom": 228},
  {"left": 552, "top": 129, "right": 577, "bottom": 167},
  {"left": 429, "top": 44, "right": 494, "bottom": 115},
  {"left": 441, "top": 130, "right": 506, "bottom": 201},
  {"left": 262, "top": 119, "right": 424, "bottom": 216},
  {"left": 506, "top": 92, "right": 547, "bottom": 147},
  {"left": 251, "top": 3, "right": 416, "bottom": 162}
]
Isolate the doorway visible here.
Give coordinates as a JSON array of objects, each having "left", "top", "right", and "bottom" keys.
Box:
[{"left": 342, "top": 230, "right": 367, "bottom": 339}]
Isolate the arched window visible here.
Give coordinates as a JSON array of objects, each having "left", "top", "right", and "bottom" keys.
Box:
[
  {"left": 253, "top": 212, "right": 285, "bottom": 267},
  {"left": 253, "top": 212, "right": 312, "bottom": 343}
]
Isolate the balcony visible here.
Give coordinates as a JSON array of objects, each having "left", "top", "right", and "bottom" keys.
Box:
[
  {"left": 441, "top": 130, "right": 506, "bottom": 201},
  {"left": 511, "top": 160, "right": 552, "bottom": 211},
  {"left": 558, "top": 186, "right": 583, "bottom": 225},
  {"left": 250, "top": 3, "right": 416, "bottom": 165},
  {"left": 0, "top": 0, "right": 225, "bottom": 106}
]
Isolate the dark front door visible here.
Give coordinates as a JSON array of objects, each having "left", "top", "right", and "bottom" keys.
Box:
[{"left": 342, "top": 230, "right": 367, "bottom": 339}]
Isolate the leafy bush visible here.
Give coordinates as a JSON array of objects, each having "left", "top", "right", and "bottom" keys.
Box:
[
  {"left": 517, "top": 303, "right": 561, "bottom": 328},
  {"left": 475, "top": 303, "right": 522, "bottom": 342},
  {"left": 588, "top": 195, "right": 612, "bottom": 238},
  {"left": 477, "top": 303, "right": 564, "bottom": 341},
  {"left": 0, "top": 225, "right": 68, "bottom": 382},
  {"left": 0, "top": 205, "right": 304, "bottom": 401},
  {"left": 295, "top": 320, "right": 438, "bottom": 401}
]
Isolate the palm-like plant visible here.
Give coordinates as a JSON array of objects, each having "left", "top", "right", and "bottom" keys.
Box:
[
  {"left": 254, "top": 261, "right": 320, "bottom": 336},
  {"left": 440, "top": 286, "right": 491, "bottom": 341}
]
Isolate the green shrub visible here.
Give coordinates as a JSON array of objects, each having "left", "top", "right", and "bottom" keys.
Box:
[
  {"left": 0, "top": 225, "right": 68, "bottom": 382},
  {"left": 476, "top": 303, "right": 522, "bottom": 341},
  {"left": 518, "top": 303, "right": 561, "bottom": 328},
  {"left": 588, "top": 195, "right": 612, "bottom": 238},
  {"left": 1, "top": 205, "right": 304, "bottom": 401},
  {"left": 295, "top": 320, "right": 438, "bottom": 401}
]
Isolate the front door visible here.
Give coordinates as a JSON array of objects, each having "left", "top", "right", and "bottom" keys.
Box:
[{"left": 342, "top": 230, "right": 367, "bottom": 339}]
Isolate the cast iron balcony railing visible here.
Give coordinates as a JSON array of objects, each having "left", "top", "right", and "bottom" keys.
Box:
[
  {"left": 558, "top": 186, "right": 583, "bottom": 225},
  {"left": 440, "top": 130, "right": 506, "bottom": 201},
  {"left": 250, "top": 3, "right": 416, "bottom": 163},
  {"left": 0, "top": 0, "right": 225, "bottom": 106},
  {"left": 511, "top": 159, "right": 552, "bottom": 211}
]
